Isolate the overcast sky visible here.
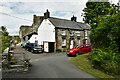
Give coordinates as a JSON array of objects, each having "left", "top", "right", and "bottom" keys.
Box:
[{"left": 0, "top": 0, "right": 119, "bottom": 36}]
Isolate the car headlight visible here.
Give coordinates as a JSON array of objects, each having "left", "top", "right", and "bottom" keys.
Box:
[
  {"left": 70, "top": 50, "right": 73, "bottom": 52},
  {"left": 34, "top": 48, "right": 37, "bottom": 50}
]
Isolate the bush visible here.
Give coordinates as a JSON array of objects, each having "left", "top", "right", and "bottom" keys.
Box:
[{"left": 89, "top": 48, "right": 120, "bottom": 75}]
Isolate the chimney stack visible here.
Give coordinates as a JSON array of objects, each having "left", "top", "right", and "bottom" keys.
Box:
[
  {"left": 71, "top": 15, "right": 77, "bottom": 22},
  {"left": 44, "top": 9, "right": 50, "bottom": 19},
  {"left": 33, "top": 15, "right": 36, "bottom": 23}
]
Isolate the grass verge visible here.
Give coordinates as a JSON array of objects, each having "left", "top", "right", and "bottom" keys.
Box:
[{"left": 70, "top": 53, "right": 114, "bottom": 78}]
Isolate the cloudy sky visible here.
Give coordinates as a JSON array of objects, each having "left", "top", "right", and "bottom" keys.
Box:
[{"left": 0, "top": 0, "right": 118, "bottom": 35}]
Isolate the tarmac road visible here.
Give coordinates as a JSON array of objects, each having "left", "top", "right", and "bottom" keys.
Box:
[{"left": 2, "top": 46, "right": 94, "bottom": 78}]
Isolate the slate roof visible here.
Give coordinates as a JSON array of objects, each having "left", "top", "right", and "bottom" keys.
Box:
[
  {"left": 48, "top": 17, "right": 91, "bottom": 30},
  {"left": 23, "top": 32, "right": 37, "bottom": 40},
  {"left": 77, "top": 22, "right": 91, "bottom": 30}
]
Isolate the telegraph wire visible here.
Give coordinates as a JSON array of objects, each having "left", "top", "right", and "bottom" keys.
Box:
[{"left": 0, "top": 12, "right": 32, "bottom": 22}]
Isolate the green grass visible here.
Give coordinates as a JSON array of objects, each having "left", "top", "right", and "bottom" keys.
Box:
[{"left": 70, "top": 53, "right": 114, "bottom": 78}]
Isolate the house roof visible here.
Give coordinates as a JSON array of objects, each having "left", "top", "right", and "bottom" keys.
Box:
[
  {"left": 23, "top": 32, "right": 37, "bottom": 40},
  {"left": 77, "top": 22, "right": 91, "bottom": 30},
  {"left": 48, "top": 17, "right": 91, "bottom": 30}
]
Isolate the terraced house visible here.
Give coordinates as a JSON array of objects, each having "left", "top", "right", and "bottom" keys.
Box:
[{"left": 19, "top": 9, "right": 91, "bottom": 52}]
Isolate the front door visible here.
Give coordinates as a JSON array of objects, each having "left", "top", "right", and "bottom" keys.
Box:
[{"left": 70, "top": 40, "right": 74, "bottom": 49}]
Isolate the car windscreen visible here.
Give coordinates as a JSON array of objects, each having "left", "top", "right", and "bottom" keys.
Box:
[
  {"left": 34, "top": 43, "right": 39, "bottom": 48},
  {"left": 76, "top": 45, "right": 80, "bottom": 48},
  {"left": 76, "top": 45, "right": 84, "bottom": 48}
]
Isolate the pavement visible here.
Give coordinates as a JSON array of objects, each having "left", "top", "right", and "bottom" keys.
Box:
[{"left": 2, "top": 45, "right": 95, "bottom": 78}]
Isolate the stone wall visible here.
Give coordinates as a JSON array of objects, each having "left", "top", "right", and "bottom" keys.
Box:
[
  {"left": 55, "top": 28, "right": 89, "bottom": 51},
  {"left": 32, "top": 15, "right": 44, "bottom": 32},
  {"left": 19, "top": 25, "right": 31, "bottom": 39},
  {"left": 19, "top": 15, "right": 44, "bottom": 39}
]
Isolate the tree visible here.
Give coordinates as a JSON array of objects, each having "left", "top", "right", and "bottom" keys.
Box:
[
  {"left": 82, "top": 1, "right": 120, "bottom": 75},
  {"left": 1, "top": 26, "right": 11, "bottom": 52},
  {"left": 1, "top": 26, "right": 9, "bottom": 36},
  {"left": 82, "top": 1, "right": 118, "bottom": 29},
  {"left": 1, "top": 26, "right": 7, "bottom": 32},
  {"left": 90, "top": 13, "right": 120, "bottom": 51},
  {"left": 89, "top": 13, "right": 120, "bottom": 75}
]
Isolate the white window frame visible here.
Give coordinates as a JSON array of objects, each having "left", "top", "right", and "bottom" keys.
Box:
[
  {"left": 62, "top": 39, "right": 66, "bottom": 46},
  {"left": 61, "top": 31, "right": 66, "bottom": 35},
  {"left": 84, "top": 36, "right": 88, "bottom": 39},
  {"left": 85, "top": 30, "right": 88, "bottom": 36},
  {"left": 77, "top": 39, "right": 81, "bottom": 45},
  {"left": 76, "top": 31, "right": 80, "bottom": 36},
  {"left": 70, "top": 31, "right": 74, "bottom": 36}
]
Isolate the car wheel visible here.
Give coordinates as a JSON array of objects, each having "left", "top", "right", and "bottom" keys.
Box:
[
  {"left": 31, "top": 49, "right": 34, "bottom": 53},
  {"left": 75, "top": 52, "right": 79, "bottom": 57},
  {"left": 66, "top": 54, "right": 70, "bottom": 57}
]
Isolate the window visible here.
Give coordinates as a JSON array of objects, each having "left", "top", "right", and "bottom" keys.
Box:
[
  {"left": 61, "top": 31, "right": 66, "bottom": 35},
  {"left": 70, "top": 31, "right": 74, "bottom": 36},
  {"left": 62, "top": 39, "right": 66, "bottom": 47},
  {"left": 84, "top": 36, "right": 88, "bottom": 39},
  {"left": 31, "top": 44, "right": 34, "bottom": 47},
  {"left": 77, "top": 38, "right": 80, "bottom": 44},
  {"left": 85, "top": 45, "right": 90, "bottom": 48},
  {"left": 76, "top": 31, "right": 80, "bottom": 36},
  {"left": 84, "top": 30, "right": 88, "bottom": 36},
  {"left": 80, "top": 45, "right": 84, "bottom": 48},
  {"left": 77, "top": 34, "right": 80, "bottom": 36},
  {"left": 84, "top": 30, "right": 88, "bottom": 44},
  {"left": 35, "top": 40, "right": 38, "bottom": 44}
]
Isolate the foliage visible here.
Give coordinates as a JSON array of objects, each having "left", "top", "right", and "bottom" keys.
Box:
[
  {"left": 82, "top": 1, "right": 118, "bottom": 29},
  {"left": 1, "top": 26, "right": 9, "bottom": 36},
  {"left": 71, "top": 54, "right": 114, "bottom": 78},
  {"left": 2, "top": 35, "right": 11, "bottom": 52},
  {"left": 82, "top": 1, "right": 120, "bottom": 75},
  {"left": 89, "top": 12, "right": 120, "bottom": 76},
  {"left": 1, "top": 26, "right": 11, "bottom": 52},
  {"left": 89, "top": 49, "right": 120, "bottom": 75},
  {"left": 14, "top": 37, "right": 21, "bottom": 45},
  {"left": 90, "top": 13, "right": 120, "bottom": 51}
]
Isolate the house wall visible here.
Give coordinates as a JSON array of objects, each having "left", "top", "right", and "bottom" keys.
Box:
[
  {"left": 37, "top": 19, "right": 91, "bottom": 52},
  {"left": 19, "top": 25, "right": 32, "bottom": 40},
  {"left": 32, "top": 15, "right": 44, "bottom": 32},
  {"left": 55, "top": 29, "right": 90, "bottom": 51},
  {"left": 55, "top": 29, "right": 80, "bottom": 51},
  {"left": 28, "top": 34, "right": 38, "bottom": 43},
  {"left": 37, "top": 19, "right": 55, "bottom": 45}
]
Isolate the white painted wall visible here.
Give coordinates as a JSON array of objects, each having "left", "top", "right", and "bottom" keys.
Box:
[
  {"left": 28, "top": 34, "right": 38, "bottom": 43},
  {"left": 38, "top": 19, "right": 55, "bottom": 45}
]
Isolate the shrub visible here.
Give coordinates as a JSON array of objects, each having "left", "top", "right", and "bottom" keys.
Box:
[{"left": 89, "top": 48, "right": 120, "bottom": 75}]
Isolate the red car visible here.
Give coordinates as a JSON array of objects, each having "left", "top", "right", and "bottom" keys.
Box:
[{"left": 66, "top": 44, "right": 92, "bottom": 56}]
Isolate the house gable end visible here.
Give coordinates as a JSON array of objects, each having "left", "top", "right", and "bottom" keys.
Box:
[{"left": 37, "top": 19, "right": 55, "bottom": 45}]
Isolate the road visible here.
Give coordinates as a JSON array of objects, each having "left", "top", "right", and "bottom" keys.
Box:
[{"left": 2, "top": 46, "right": 94, "bottom": 78}]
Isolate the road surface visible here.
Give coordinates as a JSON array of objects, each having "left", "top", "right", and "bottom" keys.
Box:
[{"left": 2, "top": 46, "right": 94, "bottom": 78}]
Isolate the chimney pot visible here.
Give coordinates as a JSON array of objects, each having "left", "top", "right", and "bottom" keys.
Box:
[
  {"left": 71, "top": 15, "right": 77, "bottom": 22},
  {"left": 44, "top": 9, "right": 50, "bottom": 19}
]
